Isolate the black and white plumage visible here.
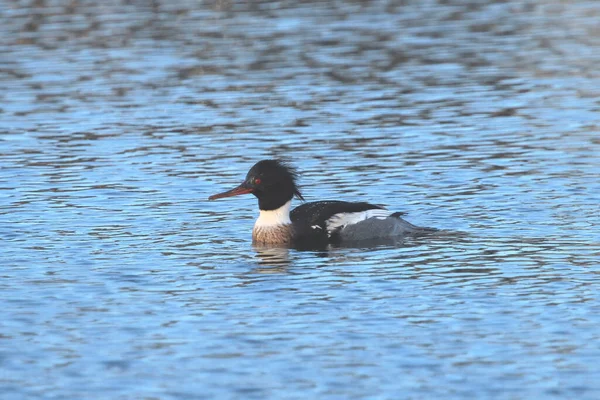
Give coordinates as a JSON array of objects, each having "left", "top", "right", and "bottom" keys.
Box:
[{"left": 209, "top": 160, "right": 436, "bottom": 247}]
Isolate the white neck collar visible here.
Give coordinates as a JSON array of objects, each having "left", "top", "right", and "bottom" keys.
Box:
[{"left": 255, "top": 200, "right": 292, "bottom": 228}]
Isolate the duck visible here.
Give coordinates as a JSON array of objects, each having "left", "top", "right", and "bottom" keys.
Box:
[{"left": 208, "top": 159, "right": 436, "bottom": 246}]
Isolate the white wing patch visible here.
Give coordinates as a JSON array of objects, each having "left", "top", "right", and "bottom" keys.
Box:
[{"left": 325, "top": 209, "right": 392, "bottom": 237}]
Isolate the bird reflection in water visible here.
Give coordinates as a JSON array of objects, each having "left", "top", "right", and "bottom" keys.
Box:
[{"left": 252, "top": 245, "right": 291, "bottom": 272}]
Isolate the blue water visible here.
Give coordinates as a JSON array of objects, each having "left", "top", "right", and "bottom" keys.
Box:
[{"left": 1, "top": 1, "right": 600, "bottom": 399}]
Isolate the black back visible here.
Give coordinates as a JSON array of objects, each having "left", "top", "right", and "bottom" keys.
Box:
[{"left": 290, "top": 200, "right": 385, "bottom": 245}]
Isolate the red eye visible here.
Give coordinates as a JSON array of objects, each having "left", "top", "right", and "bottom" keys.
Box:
[{"left": 254, "top": 178, "right": 261, "bottom": 185}]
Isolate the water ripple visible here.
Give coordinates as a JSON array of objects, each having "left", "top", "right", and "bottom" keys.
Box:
[{"left": 1, "top": 0, "right": 600, "bottom": 399}]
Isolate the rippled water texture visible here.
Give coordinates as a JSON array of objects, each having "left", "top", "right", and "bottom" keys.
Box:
[{"left": 1, "top": 1, "right": 600, "bottom": 399}]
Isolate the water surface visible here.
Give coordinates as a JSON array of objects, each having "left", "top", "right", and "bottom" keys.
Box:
[{"left": 1, "top": 1, "right": 599, "bottom": 399}]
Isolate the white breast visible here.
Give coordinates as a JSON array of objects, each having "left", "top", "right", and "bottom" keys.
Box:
[{"left": 254, "top": 200, "right": 292, "bottom": 228}]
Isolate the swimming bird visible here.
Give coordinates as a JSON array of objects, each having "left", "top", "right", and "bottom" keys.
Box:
[{"left": 208, "top": 160, "right": 435, "bottom": 247}]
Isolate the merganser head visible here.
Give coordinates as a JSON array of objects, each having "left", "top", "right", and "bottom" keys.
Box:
[{"left": 208, "top": 159, "right": 304, "bottom": 210}]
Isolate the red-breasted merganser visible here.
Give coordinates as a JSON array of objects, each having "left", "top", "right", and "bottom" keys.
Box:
[{"left": 208, "top": 160, "right": 436, "bottom": 246}]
